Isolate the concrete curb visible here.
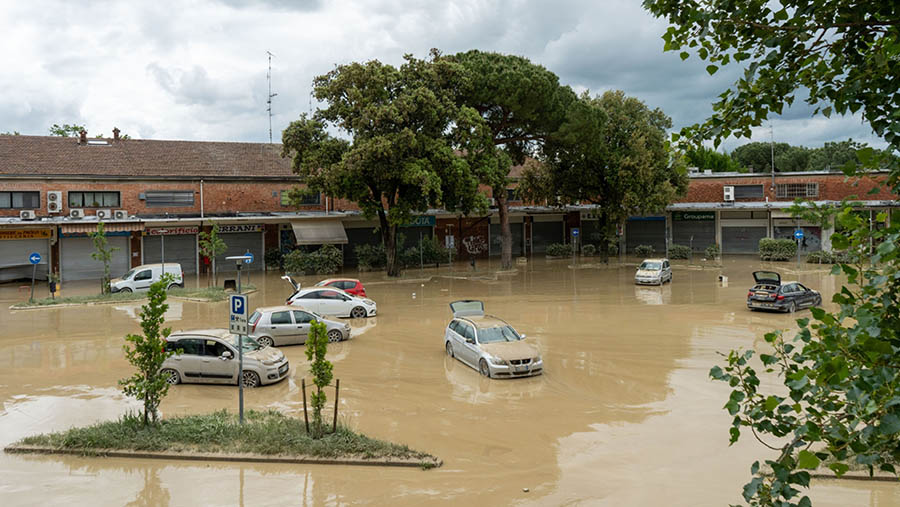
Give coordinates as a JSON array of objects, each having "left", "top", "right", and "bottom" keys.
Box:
[
  {"left": 810, "top": 471, "right": 899, "bottom": 482},
  {"left": 4, "top": 444, "right": 442, "bottom": 469}
]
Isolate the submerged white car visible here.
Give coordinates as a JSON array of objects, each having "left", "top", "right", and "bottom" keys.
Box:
[
  {"left": 634, "top": 258, "right": 672, "bottom": 286},
  {"left": 160, "top": 329, "right": 289, "bottom": 388},
  {"left": 444, "top": 300, "right": 543, "bottom": 379},
  {"left": 283, "top": 276, "right": 376, "bottom": 318}
]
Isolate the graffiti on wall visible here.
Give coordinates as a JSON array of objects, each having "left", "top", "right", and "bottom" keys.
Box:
[{"left": 462, "top": 235, "right": 487, "bottom": 255}]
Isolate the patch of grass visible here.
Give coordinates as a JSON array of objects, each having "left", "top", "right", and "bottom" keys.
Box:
[
  {"left": 12, "top": 285, "right": 256, "bottom": 308},
  {"left": 13, "top": 291, "right": 146, "bottom": 307},
  {"left": 19, "top": 410, "right": 435, "bottom": 461}
]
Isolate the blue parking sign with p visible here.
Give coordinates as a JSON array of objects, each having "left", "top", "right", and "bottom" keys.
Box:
[{"left": 231, "top": 295, "right": 246, "bottom": 315}]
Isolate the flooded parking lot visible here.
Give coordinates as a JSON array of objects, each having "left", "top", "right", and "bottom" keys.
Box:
[{"left": 1, "top": 257, "right": 899, "bottom": 506}]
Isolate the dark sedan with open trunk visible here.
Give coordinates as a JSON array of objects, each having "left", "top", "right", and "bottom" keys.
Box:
[{"left": 746, "top": 271, "right": 822, "bottom": 313}]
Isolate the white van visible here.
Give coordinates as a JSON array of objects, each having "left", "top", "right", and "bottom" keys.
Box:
[{"left": 110, "top": 263, "right": 184, "bottom": 293}]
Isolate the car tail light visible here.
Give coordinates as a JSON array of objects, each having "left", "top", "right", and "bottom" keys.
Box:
[
  {"left": 747, "top": 291, "right": 753, "bottom": 298},
  {"left": 250, "top": 321, "right": 257, "bottom": 334},
  {"left": 777, "top": 295, "right": 785, "bottom": 300}
]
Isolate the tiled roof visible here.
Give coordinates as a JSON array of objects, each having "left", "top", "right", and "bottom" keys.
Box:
[{"left": 0, "top": 135, "right": 294, "bottom": 178}]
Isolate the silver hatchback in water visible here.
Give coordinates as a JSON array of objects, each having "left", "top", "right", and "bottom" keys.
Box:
[
  {"left": 248, "top": 305, "right": 351, "bottom": 348},
  {"left": 161, "top": 329, "right": 289, "bottom": 387}
]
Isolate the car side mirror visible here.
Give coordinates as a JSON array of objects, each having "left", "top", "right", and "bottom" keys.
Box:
[
  {"left": 221, "top": 350, "right": 233, "bottom": 360},
  {"left": 466, "top": 338, "right": 475, "bottom": 344},
  {"left": 520, "top": 334, "right": 527, "bottom": 339}
]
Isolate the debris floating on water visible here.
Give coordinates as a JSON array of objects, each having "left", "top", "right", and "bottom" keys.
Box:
[{"left": 523, "top": 488, "right": 529, "bottom": 493}]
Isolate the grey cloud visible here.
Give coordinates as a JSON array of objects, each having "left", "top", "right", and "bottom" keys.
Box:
[{"left": 214, "top": 0, "right": 322, "bottom": 11}]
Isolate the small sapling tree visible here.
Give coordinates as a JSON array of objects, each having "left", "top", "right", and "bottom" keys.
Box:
[
  {"left": 119, "top": 275, "right": 176, "bottom": 425},
  {"left": 89, "top": 222, "right": 120, "bottom": 294},
  {"left": 199, "top": 223, "right": 227, "bottom": 287},
  {"left": 306, "top": 319, "right": 334, "bottom": 437}
]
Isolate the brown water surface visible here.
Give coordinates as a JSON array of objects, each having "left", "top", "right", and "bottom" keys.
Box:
[{"left": 1, "top": 257, "right": 897, "bottom": 506}]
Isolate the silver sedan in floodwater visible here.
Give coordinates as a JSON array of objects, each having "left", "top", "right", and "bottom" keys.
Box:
[{"left": 443, "top": 300, "right": 543, "bottom": 379}]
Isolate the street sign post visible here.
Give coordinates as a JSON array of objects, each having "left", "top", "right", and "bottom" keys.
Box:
[
  {"left": 794, "top": 229, "right": 804, "bottom": 268},
  {"left": 226, "top": 255, "right": 252, "bottom": 424},
  {"left": 570, "top": 228, "right": 579, "bottom": 262},
  {"left": 28, "top": 252, "right": 41, "bottom": 302}
]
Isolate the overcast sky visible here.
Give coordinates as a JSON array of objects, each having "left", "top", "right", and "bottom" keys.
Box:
[{"left": 0, "top": 0, "right": 888, "bottom": 152}]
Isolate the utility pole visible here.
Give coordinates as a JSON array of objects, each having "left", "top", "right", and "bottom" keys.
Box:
[
  {"left": 266, "top": 51, "right": 278, "bottom": 144},
  {"left": 769, "top": 123, "right": 776, "bottom": 190}
]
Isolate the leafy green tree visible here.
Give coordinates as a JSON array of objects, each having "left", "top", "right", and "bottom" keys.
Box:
[
  {"left": 686, "top": 146, "right": 746, "bottom": 172},
  {"left": 645, "top": 0, "right": 900, "bottom": 504},
  {"left": 730, "top": 141, "right": 810, "bottom": 173},
  {"left": 1, "top": 130, "right": 20, "bottom": 135},
  {"left": 282, "top": 51, "right": 489, "bottom": 276},
  {"left": 89, "top": 222, "right": 120, "bottom": 294},
  {"left": 49, "top": 123, "right": 86, "bottom": 137},
  {"left": 119, "top": 275, "right": 176, "bottom": 425},
  {"left": 445, "top": 50, "right": 576, "bottom": 269},
  {"left": 305, "top": 319, "right": 333, "bottom": 438},
  {"left": 199, "top": 223, "right": 227, "bottom": 287},
  {"left": 519, "top": 90, "right": 688, "bottom": 261},
  {"left": 808, "top": 139, "right": 867, "bottom": 172}
]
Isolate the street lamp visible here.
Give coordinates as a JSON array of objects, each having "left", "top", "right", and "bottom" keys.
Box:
[{"left": 226, "top": 254, "right": 252, "bottom": 423}]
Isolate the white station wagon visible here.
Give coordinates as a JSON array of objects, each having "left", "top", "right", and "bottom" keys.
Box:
[{"left": 444, "top": 300, "right": 543, "bottom": 379}]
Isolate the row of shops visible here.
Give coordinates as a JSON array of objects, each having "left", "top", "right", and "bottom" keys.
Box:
[{"left": 0, "top": 202, "right": 894, "bottom": 282}]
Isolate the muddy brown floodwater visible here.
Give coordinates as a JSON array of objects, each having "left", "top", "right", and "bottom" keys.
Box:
[{"left": 1, "top": 257, "right": 899, "bottom": 506}]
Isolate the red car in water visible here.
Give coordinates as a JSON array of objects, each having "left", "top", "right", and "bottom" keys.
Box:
[{"left": 315, "top": 278, "right": 367, "bottom": 298}]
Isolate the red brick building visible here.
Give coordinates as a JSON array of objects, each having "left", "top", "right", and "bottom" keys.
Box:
[{"left": 2, "top": 133, "right": 896, "bottom": 282}]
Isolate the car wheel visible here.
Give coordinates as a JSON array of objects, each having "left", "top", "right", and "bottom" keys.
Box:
[
  {"left": 350, "top": 306, "right": 367, "bottom": 318},
  {"left": 241, "top": 370, "right": 261, "bottom": 388},
  {"left": 479, "top": 359, "right": 491, "bottom": 378},
  {"left": 788, "top": 301, "right": 797, "bottom": 313},
  {"left": 120, "top": 287, "right": 133, "bottom": 293},
  {"left": 446, "top": 341, "right": 454, "bottom": 358},
  {"left": 327, "top": 329, "right": 343, "bottom": 343},
  {"left": 161, "top": 368, "right": 180, "bottom": 385},
  {"left": 167, "top": 283, "right": 178, "bottom": 291},
  {"left": 256, "top": 336, "right": 274, "bottom": 348}
]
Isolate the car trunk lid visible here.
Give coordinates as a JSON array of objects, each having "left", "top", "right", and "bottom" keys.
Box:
[
  {"left": 450, "top": 300, "right": 484, "bottom": 317},
  {"left": 752, "top": 271, "right": 781, "bottom": 285}
]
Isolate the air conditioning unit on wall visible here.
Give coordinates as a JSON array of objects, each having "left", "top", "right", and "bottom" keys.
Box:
[
  {"left": 96, "top": 209, "right": 112, "bottom": 220},
  {"left": 70, "top": 208, "right": 85, "bottom": 219},
  {"left": 19, "top": 210, "right": 36, "bottom": 220},
  {"left": 723, "top": 186, "right": 735, "bottom": 202},
  {"left": 113, "top": 209, "right": 128, "bottom": 220},
  {"left": 47, "top": 191, "right": 62, "bottom": 213}
]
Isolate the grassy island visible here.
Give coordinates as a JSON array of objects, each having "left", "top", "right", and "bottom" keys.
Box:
[{"left": 9, "top": 410, "right": 439, "bottom": 468}]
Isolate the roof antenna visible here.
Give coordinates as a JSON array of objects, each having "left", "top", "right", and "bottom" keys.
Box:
[{"left": 266, "top": 51, "right": 277, "bottom": 144}]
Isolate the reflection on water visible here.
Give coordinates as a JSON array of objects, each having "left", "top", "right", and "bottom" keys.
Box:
[
  {"left": 114, "top": 300, "right": 184, "bottom": 322},
  {"left": 1, "top": 258, "right": 897, "bottom": 506}
]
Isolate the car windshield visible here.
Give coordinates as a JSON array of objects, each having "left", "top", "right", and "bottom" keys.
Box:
[
  {"left": 639, "top": 262, "right": 661, "bottom": 270},
  {"left": 228, "top": 335, "right": 262, "bottom": 352},
  {"left": 121, "top": 269, "right": 135, "bottom": 280},
  {"left": 478, "top": 325, "right": 522, "bottom": 344}
]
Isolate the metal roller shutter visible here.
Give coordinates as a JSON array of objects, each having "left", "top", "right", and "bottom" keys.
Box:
[
  {"left": 625, "top": 218, "right": 666, "bottom": 253},
  {"left": 401, "top": 226, "right": 433, "bottom": 250},
  {"left": 673, "top": 220, "right": 716, "bottom": 251},
  {"left": 721, "top": 227, "right": 767, "bottom": 254},
  {"left": 489, "top": 223, "right": 523, "bottom": 256},
  {"left": 143, "top": 235, "right": 198, "bottom": 274},
  {"left": 0, "top": 239, "right": 50, "bottom": 281},
  {"left": 215, "top": 232, "right": 264, "bottom": 272},
  {"left": 61, "top": 236, "right": 130, "bottom": 281},
  {"left": 531, "top": 221, "right": 563, "bottom": 254}
]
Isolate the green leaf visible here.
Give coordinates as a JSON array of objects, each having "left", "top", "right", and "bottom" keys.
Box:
[
  {"left": 680, "top": 51, "right": 689, "bottom": 61},
  {"left": 706, "top": 65, "right": 719, "bottom": 75},
  {"left": 880, "top": 414, "right": 900, "bottom": 434},
  {"left": 829, "top": 462, "right": 850, "bottom": 477},
  {"left": 797, "top": 450, "right": 820, "bottom": 469},
  {"left": 764, "top": 395, "right": 780, "bottom": 411}
]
